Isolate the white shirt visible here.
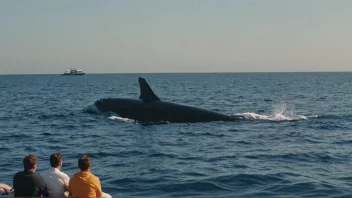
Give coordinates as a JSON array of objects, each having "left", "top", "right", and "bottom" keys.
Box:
[{"left": 41, "top": 167, "right": 70, "bottom": 198}]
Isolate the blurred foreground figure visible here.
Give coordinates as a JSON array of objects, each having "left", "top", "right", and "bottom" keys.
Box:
[
  {"left": 41, "top": 152, "right": 70, "bottom": 198},
  {"left": 13, "top": 154, "right": 49, "bottom": 197},
  {"left": 69, "top": 155, "right": 111, "bottom": 198}
]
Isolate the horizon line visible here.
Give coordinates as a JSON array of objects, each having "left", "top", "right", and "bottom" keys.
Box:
[{"left": 1, "top": 71, "right": 352, "bottom": 75}]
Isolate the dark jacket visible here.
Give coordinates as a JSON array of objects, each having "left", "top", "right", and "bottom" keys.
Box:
[{"left": 13, "top": 170, "right": 49, "bottom": 197}]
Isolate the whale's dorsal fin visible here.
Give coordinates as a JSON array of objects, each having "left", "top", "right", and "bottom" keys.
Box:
[{"left": 138, "top": 77, "right": 160, "bottom": 102}]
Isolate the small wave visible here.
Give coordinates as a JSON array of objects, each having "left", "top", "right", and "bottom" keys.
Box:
[
  {"left": 244, "top": 152, "right": 339, "bottom": 163},
  {"left": 38, "top": 114, "right": 65, "bottom": 120},
  {"left": 149, "top": 153, "right": 177, "bottom": 159},
  {"left": 36, "top": 111, "right": 78, "bottom": 120},
  {"left": 117, "top": 150, "right": 145, "bottom": 157},
  {"left": 179, "top": 131, "right": 226, "bottom": 137},
  {"left": 233, "top": 140, "right": 252, "bottom": 145},
  {"left": 47, "top": 145, "right": 67, "bottom": 150},
  {"left": 309, "top": 120, "right": 351, "bottom": 130},
  {"left": 0, "top": 147, "right": 11, "bottom": 152},
  {"left": 184, "top": 172, "right": 207, "bottom": 177},
  {"left": 161, "top": 181, "right": 231, "bottom": 193},
  {"left": 24, "top": 146, "right": 37, "bottom": 152},
  {"left": 87, "top": 151, "right": 120, "bottom": 158},
  {"left": 212, "top": 173, "right": 288, "bottom": 186},
  {"left": 40, "top": 132, "right": 53, "bottom": 136},
  {"left": 333, "top": 140, "right": 352, "bottom": 145}
]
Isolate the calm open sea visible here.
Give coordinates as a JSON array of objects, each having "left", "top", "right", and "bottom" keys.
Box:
[{"left": 0, "top": 73, "right": 352, "bottom": 197}]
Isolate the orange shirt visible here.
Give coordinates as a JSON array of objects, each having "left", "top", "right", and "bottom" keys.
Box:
[{"left": 69, "top": 171, "right": 102, "bottom": 198}]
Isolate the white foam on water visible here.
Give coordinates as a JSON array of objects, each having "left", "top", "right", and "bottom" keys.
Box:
[
  {"left": 108, "top": 116, "right": 135, "bottom": 123},
  {"left": 232, "top": 104, "right": 318, "bottom": 121},
  {"left": 108, "top": 116, "right": 170, "bottom": 124}
]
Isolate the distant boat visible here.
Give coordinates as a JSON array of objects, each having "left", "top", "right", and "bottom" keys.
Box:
[{"left": 62, "top": 68, "right": 86, "bottom": 75}]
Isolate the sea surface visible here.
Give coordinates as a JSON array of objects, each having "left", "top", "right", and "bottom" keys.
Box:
[{"left": 0, "top": 73, "right": 352, "bottom": 198}]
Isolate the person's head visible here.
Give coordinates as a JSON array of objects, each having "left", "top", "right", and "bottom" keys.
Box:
[
  {"left": 78, "top": 155, "right": 91, "bottom": 171},
  {"left": 50, "top": 152, "right": 63, "bottom": 168},
  {"left": 23, "top": 154, "right": 38, "bottom": 171}
]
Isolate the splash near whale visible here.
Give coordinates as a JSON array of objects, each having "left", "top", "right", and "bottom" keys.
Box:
[{"left": 93, "top": 77, "right": 239, "bottom": 123}]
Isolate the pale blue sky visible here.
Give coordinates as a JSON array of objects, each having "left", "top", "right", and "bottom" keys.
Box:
[{"left": 0, "top": 0, "right": 351, "bottom": 74}]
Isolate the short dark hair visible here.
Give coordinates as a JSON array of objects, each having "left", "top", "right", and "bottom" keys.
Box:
[
  {"left": 50, "top": 152, "right": 63, "bottom": 167},
  {"left": 23, "top": 154, "right": 38, "bottom": 170},
  {"left": 78, "top": 155, "right": 91, "bottom": 171}
]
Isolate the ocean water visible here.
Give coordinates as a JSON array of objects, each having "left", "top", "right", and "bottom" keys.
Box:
[{"left": 0, "top": 72, "right": 352, "bottom": 198}]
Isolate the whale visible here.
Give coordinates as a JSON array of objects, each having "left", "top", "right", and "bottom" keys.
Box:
[{"left": 93, "top": 77, "right": 238, "bottom": 123}]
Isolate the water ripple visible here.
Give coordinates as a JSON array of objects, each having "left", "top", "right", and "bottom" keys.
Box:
[{"left": 1, "top": 73, "right": 352, "bottom": 197}]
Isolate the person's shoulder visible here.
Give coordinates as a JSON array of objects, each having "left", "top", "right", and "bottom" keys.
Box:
[
  {"left": 90, "top": 173, "right": 101, "bottom": 182},
  {"left": 58, "top": 170, "right": 70, "bottom": 179},
  {"left": 40, "top": 169, "right": 49, "bottom": 176},
  {"left": 90, "top": 172, "right": 99, "bottom": 178},
  {"left": 32, "top": 173, "right": 47, "bottom": 185},
  {"left": 69, "top": 172, "right": 79, "bottom": 182},
  {"left": 14, "top": 171, "right": 23, "bottom": 177},
  {"left": 33, "top": 172, "right": 45, "bottom": 180}
]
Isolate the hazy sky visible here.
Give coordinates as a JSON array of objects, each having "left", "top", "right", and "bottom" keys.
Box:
[{"left": 1, "top": 0, "right": 352, "bottom": 74}]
